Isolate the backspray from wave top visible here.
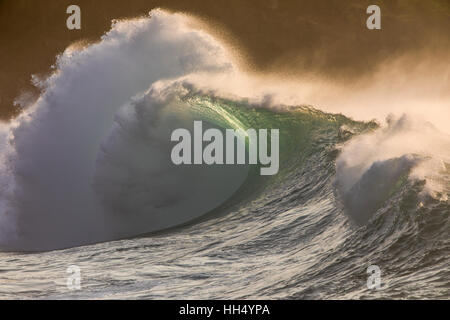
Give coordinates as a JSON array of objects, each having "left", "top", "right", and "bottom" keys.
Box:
[
  {"left": 0, "top": 10, "right": 235, "bottom": 250},
  {"left": 0, "top": 7, "right": 448, "bottom": 289}
]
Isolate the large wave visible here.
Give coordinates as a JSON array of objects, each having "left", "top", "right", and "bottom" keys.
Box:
[
  {"left": 0, "top": 10, "right": 237, "bottom": 251},
  {"left": 0, "top": 10, "right": 449, "bottom": 253}
]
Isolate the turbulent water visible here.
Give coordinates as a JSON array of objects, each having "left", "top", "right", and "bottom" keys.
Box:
[{"left": 0, "top": 10, "right": 448, "bottom": 299}]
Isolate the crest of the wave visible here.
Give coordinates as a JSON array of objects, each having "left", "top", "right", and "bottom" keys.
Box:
[{"left": 0, "top": 9, "right": 236, "bottom": 251}]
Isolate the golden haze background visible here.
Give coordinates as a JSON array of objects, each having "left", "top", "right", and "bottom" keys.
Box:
[{"left": 0, "top": 0, "right": 449, "bottom": 120}]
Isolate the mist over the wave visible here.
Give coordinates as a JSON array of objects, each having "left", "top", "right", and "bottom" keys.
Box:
[{"left": 182, "top": 52, "right": 450, "bottom": 135}]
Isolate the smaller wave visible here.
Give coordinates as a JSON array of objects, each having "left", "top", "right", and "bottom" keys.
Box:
[
  {"left": 340, "top": 154, "right": 423, "bottom": 224},
  {"left": 336, "top": 114, "right": 450, "bottom": 223}
]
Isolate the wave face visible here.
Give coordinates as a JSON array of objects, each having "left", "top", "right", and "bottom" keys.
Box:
[{"left": 0, "top": 10, "right": 448, "bottom": 299}]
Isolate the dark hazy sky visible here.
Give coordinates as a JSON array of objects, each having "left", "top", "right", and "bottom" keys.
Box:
[{"left": 0, "top": 0, "right": 449, "bottom": 120}]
